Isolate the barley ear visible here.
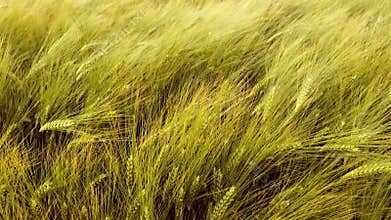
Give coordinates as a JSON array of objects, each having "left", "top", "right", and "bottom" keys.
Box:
[
  {"left": 126, "top": 155, "right": 134, "bottom": 188},
  {"left": 126, "top": 199, "right": 140, "bottom": 219},
  {"left": 30, "top": 180, "right": 54, "bottom": 214},
  {"left": 213, "top": 168, "right": 223, "bottom": 201},
  {"left": 342, "top": 161, "right": 391, "bottom": 180},
  {"left": 163, "top": 167, "right": 178, "bottom": 200},
  {"left": 175, "top": 187, "right": 185, "bottom": 218},
  {"left": 322, "top": 144, "right": 359, "bottom": 152},
  {"left": 40, "top": 119, "right": 75, "bottom": 132},
  {"left": 189, "top": 175, "right": 200, "bottom": 198},
  {"left": 210, "top": 186, "right": 236, "bottom": 220},
  {"left": 295, "top": 73, "right": 316, "bottom": 113}
]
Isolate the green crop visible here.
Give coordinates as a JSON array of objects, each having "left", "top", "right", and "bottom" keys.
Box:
[{"left": 0, "top": 0, "right": 390, "bottom": 219}]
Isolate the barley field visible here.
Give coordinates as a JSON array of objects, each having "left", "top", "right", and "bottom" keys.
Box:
[{"left": 0, "top": 0, "right": 390, "bottom": 219}]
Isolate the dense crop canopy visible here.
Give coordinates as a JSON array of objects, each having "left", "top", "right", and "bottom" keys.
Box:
[{"left": 0, "top": 0, "right": 390, "bottom": 219}]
